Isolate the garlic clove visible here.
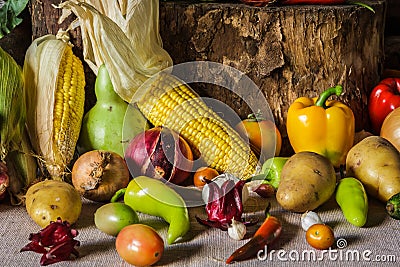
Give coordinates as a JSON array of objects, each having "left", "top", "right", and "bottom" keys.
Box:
[
  {"left": 301, "top": 211, "right": 323, "bottom": 231},
  {"left": 228, "top": 219, "right": 247, "bottom": 240}
]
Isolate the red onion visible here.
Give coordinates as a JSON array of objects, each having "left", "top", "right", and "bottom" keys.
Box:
[
  {"left": 124, "top": 126, "right": 193, "bottom": 184},
  {"left": 0, "top": 162, "right": 9, "bottom": 200}
]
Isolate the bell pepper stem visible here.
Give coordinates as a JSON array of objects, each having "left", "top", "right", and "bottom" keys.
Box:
[
  {"left": 315, "top": 85, "right": 343, "bottom": 109},
  {"left": 110, "top": 188, "right": 126, "bottom": 202},
  {"left": 247, "top": 110, "right": 266, "bottom": 122}
]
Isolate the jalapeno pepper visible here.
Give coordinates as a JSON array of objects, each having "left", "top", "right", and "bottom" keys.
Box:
[
  {"left": 335, "top": 177, "right": 368, "bottom": 227},
  {"left": 226, "top": 204, "right": 282, "bottom": 264},
  {"left": 286, "top": 85, "right": 355, "bottom": 168},
  {"left": 111, "top": 176, "right": 190, "bottom": 245}
]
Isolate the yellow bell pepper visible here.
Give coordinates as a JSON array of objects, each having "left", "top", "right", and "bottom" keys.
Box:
[{"left": 287, "top": 85, "right": 355, "bottom": 168}]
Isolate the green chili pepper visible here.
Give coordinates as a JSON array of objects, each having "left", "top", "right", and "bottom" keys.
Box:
[
  {"left": 111, "top": 176, "right": 190, "bottom": 244},
  {"left": 335, "top": 177, "right": 368, "bottom": 227}
]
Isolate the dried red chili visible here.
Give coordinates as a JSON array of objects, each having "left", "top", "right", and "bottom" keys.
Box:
[{"left": 20, "top": 218, "right": 80, "bottom": 266}]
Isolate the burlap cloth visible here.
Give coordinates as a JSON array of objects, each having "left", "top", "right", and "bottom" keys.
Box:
[{"left": 1, "top": 190, "right": 399, "bottom": 267}]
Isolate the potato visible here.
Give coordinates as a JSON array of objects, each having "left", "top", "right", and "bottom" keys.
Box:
[
  {"left": 276, "top": 151, "right": 336, "bottom": 212},
  {"left": 25, "top": 180, "right": 82, "bottom": 228},
  {"left": 346, "top": 136, "right": 400, "bottom": 202}
]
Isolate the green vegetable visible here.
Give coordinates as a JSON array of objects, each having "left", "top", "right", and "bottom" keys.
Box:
[
  {"left": 386, "top": 192, "right": 400, "bottom": 220},
  {"left": 0, "top": 46, "right": 25, "bottom": 160},
  {"left": 5, "top": 127, "right": 37, "bottom": 205},
  {"left": 94, "top": 202, "right": 139, "bottom": 236},
  {"left": 260, "top": 157, "right": 289, "bottom": 189},
  {"left": 111, "top": 176, "right": 190, "bottom": 244},
  {"left": 78, "top": 64, "right": 149, "bottom": 157},
  {"left": 0, "top": 0, "right": 29, "bottom": 39},
  {"left": 336, "top": 177, "right": 368, "bottom": 227}
]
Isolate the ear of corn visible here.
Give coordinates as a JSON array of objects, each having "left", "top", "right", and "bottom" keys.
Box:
[
  {"left": 136, "top": 73, "right": 260, "bottom": 179},
  {"left": 0, "top": 46, "right": 26, "bottom": 161},
  {"left": 24, "top": 33, "right": 85, "bottom": 180}
]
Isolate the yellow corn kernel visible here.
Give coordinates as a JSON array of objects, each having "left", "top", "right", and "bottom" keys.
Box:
[
  {"left": 136, "top": 73, "right": 259, "bottom": 179},
  {"left": 52, "top": 45, "right": 85, "bottom": 175}
]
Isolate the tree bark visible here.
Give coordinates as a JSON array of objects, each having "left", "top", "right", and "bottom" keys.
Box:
[
  {"left": 27, "top": 0, "right": 386, "bottom": 155},
  {"left": 159, "top": 1, "right": 386, "bottom": 154}
]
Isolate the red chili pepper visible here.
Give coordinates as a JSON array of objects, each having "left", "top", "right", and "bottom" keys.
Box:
[
  {"left": 368, "top": 78, "right": 400, "bottom": 134},
  {"left": 226, "top": 204, "right": 282, "bottom": 264}
]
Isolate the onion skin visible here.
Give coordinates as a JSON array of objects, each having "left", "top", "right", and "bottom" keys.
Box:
[
  {"left": 0, "top": 162, "right": 9, "bottom": 200},
  {"left": 381, "top": 107, "right": 400, "bottom": 152},
  {"left": 124, "top": 126, "right": 193, "bottom": 185},
  {"left": 71, "top": 150, "right": 130, "bottom": 202}
]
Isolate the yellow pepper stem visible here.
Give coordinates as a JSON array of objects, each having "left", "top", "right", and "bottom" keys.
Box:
[{"left": 315, "top": 85, "right": 343, "bottom": 109}]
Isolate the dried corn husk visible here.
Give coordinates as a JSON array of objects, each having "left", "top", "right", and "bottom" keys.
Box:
[
  {"left": 5, "top": 127, "right": 38, "bottom": 205},
  {"left": 0, "top": 46, "right": 25, "bottom": 161},
  {"left": 57, "top": 0, "right": 172, "bottom": 102},
  {"left": 23, "top": 33, "right": 85, "bottom": 180}
]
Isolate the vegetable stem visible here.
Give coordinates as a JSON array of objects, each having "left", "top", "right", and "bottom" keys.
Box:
[
  {"left": 315, "top": 85, "right": 343, "bottom": 109},
  {"left": 110, "top": 188, "right": 126, "bottom": 202}
]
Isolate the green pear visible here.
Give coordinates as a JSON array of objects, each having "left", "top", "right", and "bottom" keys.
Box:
[{"left": 78, "top": 64, "right": 148, "bottom": 156}]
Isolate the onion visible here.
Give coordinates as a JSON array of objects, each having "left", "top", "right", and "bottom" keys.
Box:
[
  {"left": 0, "top": 162, "right": 9, "bottom": 200},
  {"left": 124, "top": 126, "right": 193, "bottom": 184},
  {"left": 71, "top": 150, "right": 130, "bottom": 202},
  {"left": 380, "top": 107, "right": 400, "bottom": 151}
]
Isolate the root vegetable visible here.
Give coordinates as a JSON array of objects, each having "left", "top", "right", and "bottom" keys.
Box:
[
  {"left": 124, "top": 126, "right": 193, "bottom": 185},
  {"left": 0, "top": 162, "right": 9, "bottom": 200},
  {"left": 72, "top": 150, "right": 130, "bottom": 202},
  {"left": 25, "top": 180, "right": 82, "bottom": 228},
  {"left": 276, "top": 151, "right": 336, "bottom": 212},
  {"left": 346, "top": 136, "right": 400, "bottom": 202}
]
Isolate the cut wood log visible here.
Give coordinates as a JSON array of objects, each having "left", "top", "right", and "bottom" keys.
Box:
[
  {"left": 159, "top": 1, "right": 386, "bottom": 154},
  {"left": 27, "top": 0, "right": 386, "bottom": 155}
]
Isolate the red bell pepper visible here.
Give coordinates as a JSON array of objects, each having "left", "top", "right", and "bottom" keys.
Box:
[{"left": 368, "top": 78, "right": 400, "bottom": 134}]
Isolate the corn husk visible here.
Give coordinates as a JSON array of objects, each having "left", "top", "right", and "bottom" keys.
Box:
[
  {"left": 56, "top": 0, "right": 172, "bottom": 102},
  {"left": 5, "top": 126, "right": 38, "bottom": 205},
  {"left": 0, "top": 46, "right": 25, "bottom": 161},
  {"left": 23, "top": 33, "right": 82, "bottom": 180}
]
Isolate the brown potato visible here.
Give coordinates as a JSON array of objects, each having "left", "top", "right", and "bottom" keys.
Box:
[
  {"left": 346, "top": 136, "right": 400, "bottom": 202},
  {"left": 276, "top": 151, "right": 336, "bottom": 213}
]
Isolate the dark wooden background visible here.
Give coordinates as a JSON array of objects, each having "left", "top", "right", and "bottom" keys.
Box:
[{"left": 1, "top": 0, "right": 398, "bottom": 155}]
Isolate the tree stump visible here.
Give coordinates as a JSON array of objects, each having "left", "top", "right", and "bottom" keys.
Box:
[{"left": 27, "top": 0, "right": 386, "bottom": 155}]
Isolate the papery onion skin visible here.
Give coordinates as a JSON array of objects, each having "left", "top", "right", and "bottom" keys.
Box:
[
  {"left": 381, "top": 107, "right": 400, "bottom": 152},
  {"left": 124, "top": 126, "right": 193, "bottom": 185},
  {"left": 71, "top": 150, "right": 130, "bottom": 202},
  {"left": 0, "top": 162, "right": 9, "bottom": 200}
]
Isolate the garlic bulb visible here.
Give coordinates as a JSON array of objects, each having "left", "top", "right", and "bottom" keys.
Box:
[
  {"left": 301, "top": 211, "right": 323, "bottom": 231},
  {"left": 228, "top": 219, "right": 247, "bottom": 240}
]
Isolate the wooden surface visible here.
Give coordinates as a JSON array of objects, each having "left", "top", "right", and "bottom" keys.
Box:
[
  {"left": 6, "top": 0, "right": 388, "bottom": 155},
  {"left": 159, "top": 1, "right": 386, "bottom": 154}
]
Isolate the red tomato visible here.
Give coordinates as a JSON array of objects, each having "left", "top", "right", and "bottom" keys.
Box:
[
  {"left": 235, "top": 114, "right": 282, "bottom": 160},
  {"left": 305, "top": 224, "right": 335, "bottom": 250},
  {"left": 116, "top": 224, "right": 164, "bottom": 266},
  {"left": 193, "top": 167, "right": 219, "bottom": 188}
]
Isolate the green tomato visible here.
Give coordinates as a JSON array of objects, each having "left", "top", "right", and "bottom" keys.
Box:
[{"left": 94, "top": 202, "right": 139, "bottom": 236}]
